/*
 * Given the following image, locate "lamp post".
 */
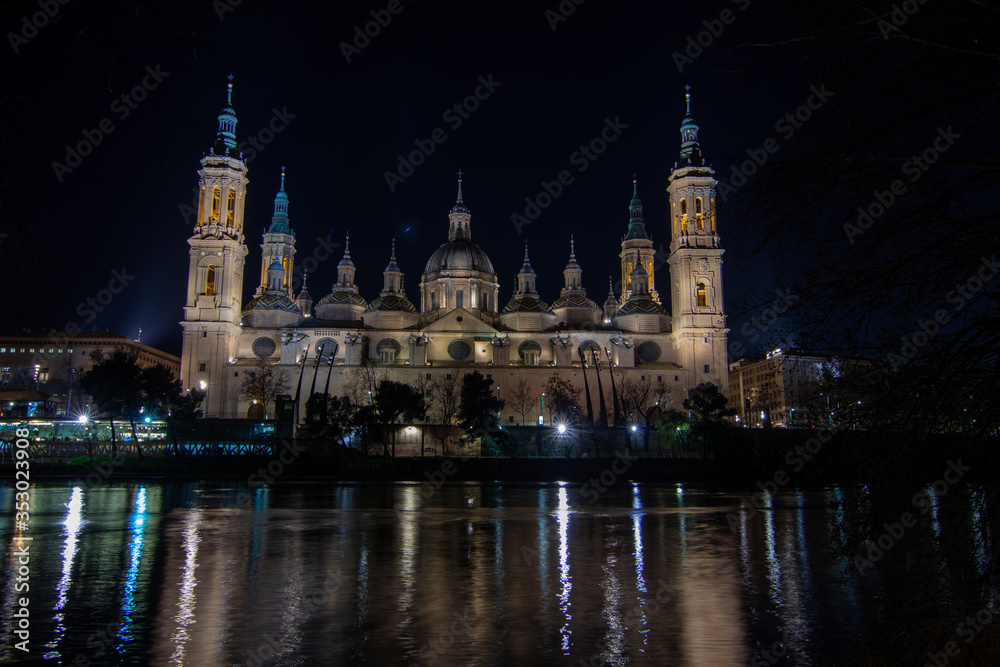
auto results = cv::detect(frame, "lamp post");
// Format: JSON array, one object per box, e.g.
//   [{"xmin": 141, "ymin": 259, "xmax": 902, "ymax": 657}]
[
  {"xmin": 293, "ymin": 345, "xmax": 310, "ymax": 440},
  {"xmin": 540, "ymin": 392, "xmax": 545, "ymax": 426}
]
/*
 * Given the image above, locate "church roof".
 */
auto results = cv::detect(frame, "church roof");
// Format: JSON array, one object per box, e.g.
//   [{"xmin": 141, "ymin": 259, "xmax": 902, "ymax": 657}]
[
  {"xmin": 616, "ymin": 300, "xmax": 665, "ymax": 316},
  {"xmin": 502, "ymin": 297, "xmax": 552, "ymax": 314},
  {"xmin": 318, "ymin": 292, "xmax": 367, "ymax": 308},
  {"xmin": 365, "ymin": 295, "xmax": 417, "ymax": 313},
  {"xmin": 248, "ymin": 293, "xmax": 300, "ymax": 312},
  {"xmin": 552, "ymin": 294, "xmax": 599, "ymax": 310},
  {"xmin": 425, "ymin": 241, "xmax": 495, "ymax": 274}
]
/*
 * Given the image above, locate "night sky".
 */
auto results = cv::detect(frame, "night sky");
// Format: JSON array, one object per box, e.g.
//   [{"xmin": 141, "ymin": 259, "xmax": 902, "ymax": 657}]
[{"xmin": 3, "ymin": 0, "xmax": 993, "ymax": 358}]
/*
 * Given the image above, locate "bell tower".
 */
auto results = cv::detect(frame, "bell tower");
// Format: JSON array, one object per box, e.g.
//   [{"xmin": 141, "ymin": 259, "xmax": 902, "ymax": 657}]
[
  {"xmin": 666, "ymin": 87, "xmax": 728, "ymax": 393},
  {"xmin": 180, "ymin": 76, "xmax": 250, "ymax": 417}
]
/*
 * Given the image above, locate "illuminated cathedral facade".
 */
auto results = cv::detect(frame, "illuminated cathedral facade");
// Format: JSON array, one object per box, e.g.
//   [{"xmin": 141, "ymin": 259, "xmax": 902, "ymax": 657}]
[{"xmin": 180, "ymin": 81, "xmax": 729, "ymax": 424}]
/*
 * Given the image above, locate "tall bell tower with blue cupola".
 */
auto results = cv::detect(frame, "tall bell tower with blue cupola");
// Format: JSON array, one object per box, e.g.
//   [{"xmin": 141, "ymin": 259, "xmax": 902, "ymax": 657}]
[
  {"xmin": 254, "ymin": 168, "xmax": 296, "ymax": 299},
  {"xmin": 666, "ymin": 87, "xmax": 729, "ymax": 393},
  {"xmin": 180, "ymin": 76, "xmax": 250, "ymax": 417}
]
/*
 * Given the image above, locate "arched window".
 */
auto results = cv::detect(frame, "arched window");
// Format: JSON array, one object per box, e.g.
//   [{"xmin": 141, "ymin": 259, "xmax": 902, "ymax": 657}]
[
  {"xmin": 627, "ymin": 262, "xmax": 633, "ymax": 286},
  {"xmin": 696, "ymin": 197, "xmax": 704, "ymax": 230},
  {"xmin": 680, "ymin": 199, "xmax": 688, "ymax": 232},
  {"xmin": 697, "ymin": 283, "xmax": 707, "ymax": 307},
  {"xmin": 226, "ymin": 191, "xmax": 236, "ymax": 225},
  {"xmin": 211, "ymin": 186, "xmax": 221, "ymax": 222},
  {"xmin": 711, "ymin": 198, "xmax": 716, "ymax": 232},
  {"xmin": 205, "ymin": 265, "xmax": 216, "ymax": 296}
]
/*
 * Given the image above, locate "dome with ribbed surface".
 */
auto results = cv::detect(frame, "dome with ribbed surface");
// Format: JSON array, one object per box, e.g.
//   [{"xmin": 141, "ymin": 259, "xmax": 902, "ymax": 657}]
[{"xmin": 424, "ymin": 241, "xmax": 495, "ymax": 274}]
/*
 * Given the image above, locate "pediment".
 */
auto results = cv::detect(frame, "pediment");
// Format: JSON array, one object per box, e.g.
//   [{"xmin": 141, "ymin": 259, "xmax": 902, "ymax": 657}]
[{"xmin": 423, "ymin": 307, "xmax": 498, "ymax": 335}]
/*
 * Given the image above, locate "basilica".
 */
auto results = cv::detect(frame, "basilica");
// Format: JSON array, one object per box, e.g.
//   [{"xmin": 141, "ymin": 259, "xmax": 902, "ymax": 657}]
[{"xmin": 180, "ymin": 81, "xmax": 729, "ymax": 424}]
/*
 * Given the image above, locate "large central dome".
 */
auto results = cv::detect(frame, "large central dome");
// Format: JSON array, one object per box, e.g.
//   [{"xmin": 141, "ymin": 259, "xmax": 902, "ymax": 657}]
[
  {"xmin": 424, "ymin": 241, "xmax": 495, "ymax": 273},
  {"xmin": 419, "ymin": 176, "xmax": 500, "ymax": 319}
]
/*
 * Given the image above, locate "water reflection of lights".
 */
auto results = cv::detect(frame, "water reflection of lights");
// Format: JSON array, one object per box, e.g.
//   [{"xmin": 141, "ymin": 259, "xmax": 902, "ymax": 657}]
[
  {"xmin": 557, "ymin": 485, "xmax": 573, "ymax": 653},
  {"xmin": 169, "ymin": 510, "xmax": 202, "ymax": 666},
  {"xmin": 42, "ymin": 487, "xmax": 85, "ymax": 658},
  {"xmin": 763, "ymin": 491, "xmax": 782, "ymax": 607},
  {"xmin": 599, "ymin": 533, "xmax": 626, "ymax": 665},
  {"xmin": 397, "ymin": 486, "xmax": 419, "ymax": 637},
  {"xmin": 117, "ymin": 487, "xmax": 148, "ymax": 653},
  {"xmin": 631, "ymin": 483, "xmax": 649, "ymax": 645}
]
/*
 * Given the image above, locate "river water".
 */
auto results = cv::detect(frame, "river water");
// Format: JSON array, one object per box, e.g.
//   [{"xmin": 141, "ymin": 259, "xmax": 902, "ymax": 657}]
[{"xmin": 0, "ymin": 480, "xmax": 994, "ymax": 665}]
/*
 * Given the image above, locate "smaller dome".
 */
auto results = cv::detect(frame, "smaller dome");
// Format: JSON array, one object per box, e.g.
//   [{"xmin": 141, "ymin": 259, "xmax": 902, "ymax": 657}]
[
  {"xmin": 552, "ymin": 295, "xmax": 599, "ymax": 310},
  {"xmin": 502, "ymin": 298, "xmax": 552, "ymax": 314},
  {"xmin": 365, "ymin": 295, "xmax": 417, "ymax": 313},
  {"xmin": 249, "ymin": 293, "xmax": 300, "ymax": 312},
  {"xmin": 616, "ymin": 300, "xmax": 665, "ymax": 316},
  {"xmin": 318, "ymin": 292, "xmax": 367, "ymax": 308}
]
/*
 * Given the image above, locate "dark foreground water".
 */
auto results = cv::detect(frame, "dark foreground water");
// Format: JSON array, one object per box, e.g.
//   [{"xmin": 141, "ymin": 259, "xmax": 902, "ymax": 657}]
[{"xmin": 0, "ymin": 480, "xmax": 995, "ymax": 666}]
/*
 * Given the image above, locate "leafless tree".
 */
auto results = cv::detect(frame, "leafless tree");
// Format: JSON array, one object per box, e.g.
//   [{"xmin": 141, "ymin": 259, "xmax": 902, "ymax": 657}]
[{"xmin": 237, "ymin": 359, "xmax": 290, "ymax": 418}]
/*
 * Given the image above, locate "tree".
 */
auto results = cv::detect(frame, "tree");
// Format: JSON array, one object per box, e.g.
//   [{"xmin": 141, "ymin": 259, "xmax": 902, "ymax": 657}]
[
  {"xmin": 457, "ymin": 371, "xmax": 505, "ymax": 451},
  {"xmin": 139, "ymin": 364, "xmax": 203, "ymax": 459},
  {"xmin": 427, "ymin": 372, "xmax": 462, "ymax": 454},
  {"xmin": 78, "ymin": 348, "xmax": 144, "ymax": 461},
  {"xmin": 543, "ymin": 374, "xmax": 580, "ymax": 426},
  {"xmin": 237, "ymin": 359, "xmax": 290, "ymax": 418},
  {"xmin": 304, "ymin": 392, "xmax": 357, "ymax": 450},
  {"xmin": 654, "ymin": 410, "xmax": 692, "ymax": 453},
  {"xmin": 683, "ymin": 382, "xmax": 736, "ymax": 427},
  {"xmin": 506, "ymin": 377, "xmax": 535, "ymax": 426},
  {"xmin": 360, "ymin": 380, "xmax": 426, "ymax": 458}
]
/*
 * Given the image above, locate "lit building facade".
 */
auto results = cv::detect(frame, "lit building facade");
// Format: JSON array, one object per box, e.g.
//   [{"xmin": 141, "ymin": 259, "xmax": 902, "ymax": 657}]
[
  {"xmin": 181, "ymin": 83, "xmax": 730, "ymax": 423},
  {"xmin": 0, "ymin": 331, "xmax": 180, "ymax": 418},
  {"xmin": 728, "ymin": 349, "xmax": 871, "ymax": 428}
]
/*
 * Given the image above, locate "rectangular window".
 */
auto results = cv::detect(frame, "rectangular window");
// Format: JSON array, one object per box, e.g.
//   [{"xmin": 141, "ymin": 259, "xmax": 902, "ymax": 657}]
[
  {"xmin": 486, "ymin": 374, "xmax": 492, "ymax": 380},
  {"xmin": 446, "ymin": 374, "xmax": 452, "ymax": 380},
  {"xmin": 657, "ymin": 375, "xmax": 662, "ymax": 382},
  {"xmin": 431, "ymin": 292, "xmax": 437, "ymax": 309},
  {"xmin": 381, "ymin": 349, "xmax": 395, "ymax": 365},
  {"xmin": 525, "ymin": 351, "xmax": 539, "ymax": 366},
  {"xmin": 0, "ymin": 348, "xmax": 4, "ymax": 353},
  {"xmin": 674, "ymin": 375, "xmax": 679, "ymax": 381},
  {"xmin": 234, "ymin": 372, "xmax": 239, "ymax": 377},
  {"xmin": 508, "ymin": 415, "xmax": 514, "ymax": 422},
  {"xmin": 456, "ymin": 290, "xmax": 464, "ymax": 307},
  {"xmin": 199, "ymin": 362, "xmax": 207, "ymax": 372},
  {"xmin": 29, "ymin": 349, "xmax": 34, "ymax": 353},
  {"xmin": 426, "ymin": 373, "xmax": 432, "ymax": 380},
  {"xmin": 704, "ymin": 364, "xmax": 711, "ymax": 373}
]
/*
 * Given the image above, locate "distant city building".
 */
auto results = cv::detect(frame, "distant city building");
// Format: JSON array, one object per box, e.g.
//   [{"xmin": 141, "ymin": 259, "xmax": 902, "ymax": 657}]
[
  {"xmin": 0, "ymin": 331, "xmax": 180, "ymax": 419},
  {"xmin": 728, "ymin": 349, "xmax": 871, "ymax": 428},
  {"xmin": 181, "ymin": 81, "xmax": 730, "ymax": 422}
]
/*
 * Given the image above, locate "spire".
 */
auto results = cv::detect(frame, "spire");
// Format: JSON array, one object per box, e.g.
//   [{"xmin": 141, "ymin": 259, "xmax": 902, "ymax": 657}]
[
  {"xmin": 215, "ymin": 74, "xmax": 239, "ymax": 154},
  {"xmin": 268, "ymin": 166, "xmax": 291, "ymax": 234},
  {"xmin": 566, "ymin": 235, "xmax": 580, "ymax": 269},
  {"xmin": 339, "ymin": 232, "xmax": 354, "ymax": 267},
  {"xmin": 447, "ymin": 171, "xmax": 472, "ymax": 241},
  {"xmin": 520, "ymin": 243, "xmax": 535, "ymax": 274},
  {"xmin": 450, "ymin": 169, "xmax": 469, "ymax": 214},
  {"xmin": 382, "ymin": 239, "xmax": 404, "ymax": 295},
  {"xmin": 561, "ymin": 235, "xmax": 585, "ymax": 297},
  {"xmin": 625, "ymin": 175, "xmax": 647, "ymax": 240},
  {"xmin": 678, "ymin": 85, "xmax": 704, "ymax": 167}
]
